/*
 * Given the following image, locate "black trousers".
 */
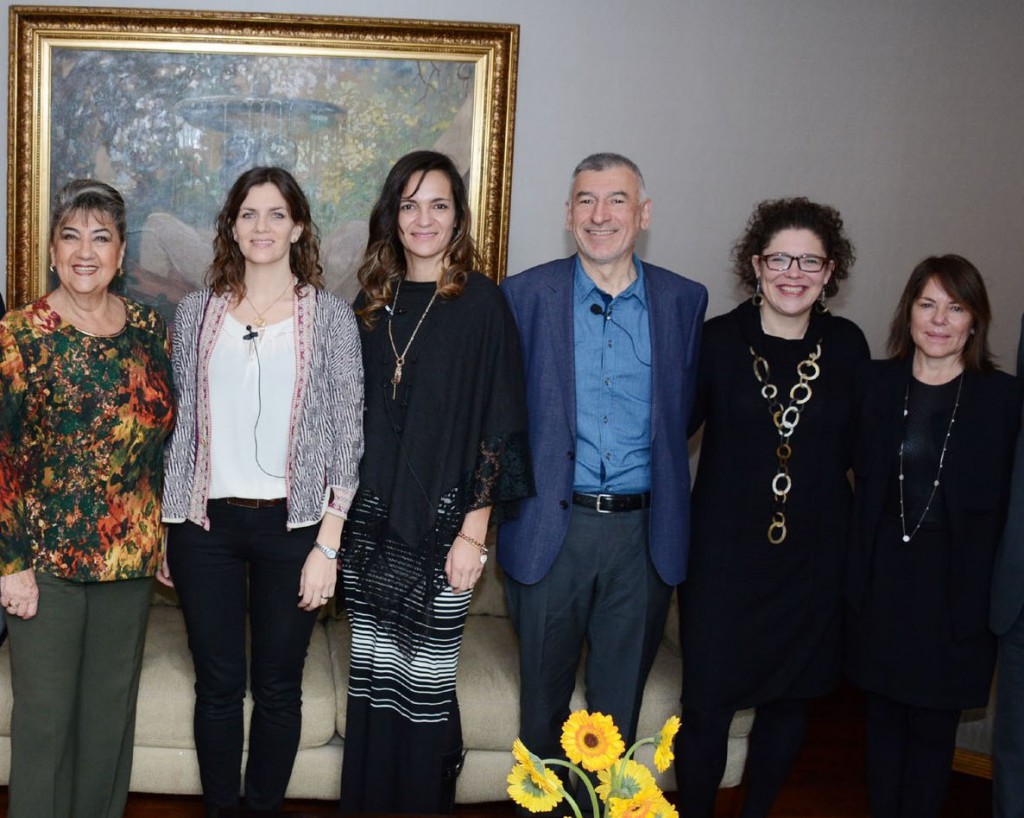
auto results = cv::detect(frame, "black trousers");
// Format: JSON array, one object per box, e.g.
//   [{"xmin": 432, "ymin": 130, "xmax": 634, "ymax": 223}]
[
  {"xmin": 865, "ymin": 692, "xmax": 961, "ymax": 818},
  {"xmin": 167, "ymin": 501, "xmax": 319, "ymax": 812},
  {"xmin": 995, "ymin": 611, "xmax": 1024, "ymax": 818},
  {"xmin": 506, "ymin": 505, "xmax": 671, "ymax": 777},
  {"xmin": 676, "ymin": 698, "xmax": 808, "ymax": 818}
]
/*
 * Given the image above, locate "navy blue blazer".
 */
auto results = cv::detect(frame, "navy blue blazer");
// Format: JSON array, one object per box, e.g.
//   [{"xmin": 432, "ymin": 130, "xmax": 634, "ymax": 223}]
[
  {"xmin": 991, "ymin": 314, "xmax": 1024, "ymax": 634},
  {"xmin": 497, "ymin": 256, "xmax": 708, "ymax": 586}
]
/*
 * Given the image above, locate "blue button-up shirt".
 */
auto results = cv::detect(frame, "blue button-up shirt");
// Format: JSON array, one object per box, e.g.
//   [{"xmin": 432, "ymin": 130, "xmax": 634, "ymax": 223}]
[{"xmin": 572, "ymin": 255, "xmax": 653, "ymax": 493}]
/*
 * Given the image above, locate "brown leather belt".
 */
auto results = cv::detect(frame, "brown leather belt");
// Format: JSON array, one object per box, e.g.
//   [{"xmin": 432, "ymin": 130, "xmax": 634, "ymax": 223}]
[
  {"xmin": 217, "ymin": 497, "xmax": 286, "ymax": 509},
  {"xmin": 571, "ymin": 491, "xmax": 651, "ymax": 513}
]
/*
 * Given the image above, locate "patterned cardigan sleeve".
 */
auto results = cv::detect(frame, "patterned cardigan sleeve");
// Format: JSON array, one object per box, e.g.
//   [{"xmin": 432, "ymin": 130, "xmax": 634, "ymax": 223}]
[
  {"xmin": 323, "ymin": 295, "xmax": 364, "ymax": 516},
  {"xmin": 161, "ymin": 290, "xmax": 208, "ymax": 523}
]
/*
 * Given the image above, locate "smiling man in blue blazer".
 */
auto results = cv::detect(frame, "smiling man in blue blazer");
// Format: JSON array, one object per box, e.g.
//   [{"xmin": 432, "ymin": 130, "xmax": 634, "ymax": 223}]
[{"xmin": 498, "ymin": 153, "xmax": 708, "ymax": 784}]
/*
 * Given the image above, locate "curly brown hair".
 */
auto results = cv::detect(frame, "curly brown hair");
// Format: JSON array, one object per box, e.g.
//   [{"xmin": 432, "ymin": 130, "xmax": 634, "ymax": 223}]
[
  {"xmin": 886, "ymin": 254, "xmax": 994, "ymax": 372},
  {"xmin": 206, "ymin": 166, "xmax": 324, "ymax": 298},
  {"xmin": 356, "ymin": 150, "xmax": 480, "ymax": 329},
  {"xmin": 732, "ymin": 197, "xmax": 854, "ymax": 299}
]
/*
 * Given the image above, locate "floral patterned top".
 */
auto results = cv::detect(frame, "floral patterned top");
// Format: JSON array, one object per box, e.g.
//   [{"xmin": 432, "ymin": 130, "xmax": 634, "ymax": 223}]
[{"xmin": 0, "ymin": 296, "xmax": 175, "ymax": 582}]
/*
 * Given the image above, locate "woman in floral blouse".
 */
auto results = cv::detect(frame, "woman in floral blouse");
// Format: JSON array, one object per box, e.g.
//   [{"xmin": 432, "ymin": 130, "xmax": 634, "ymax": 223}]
[{"xmin": 0, "ymin": 179, "xmax": 175, "ymax": 818}]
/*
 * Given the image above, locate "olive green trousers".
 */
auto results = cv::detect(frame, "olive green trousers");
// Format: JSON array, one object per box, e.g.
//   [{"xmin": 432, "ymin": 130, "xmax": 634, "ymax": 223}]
[{"xmin": 6, "ymin": 573, "xmax": 153, "ymax": 818}]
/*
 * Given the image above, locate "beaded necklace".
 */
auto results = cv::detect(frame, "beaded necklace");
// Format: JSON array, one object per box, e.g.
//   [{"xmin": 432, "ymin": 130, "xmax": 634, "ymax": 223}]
[{"xmin": 897, "ymin": 373, "xmax": 963, "ymax": 542}]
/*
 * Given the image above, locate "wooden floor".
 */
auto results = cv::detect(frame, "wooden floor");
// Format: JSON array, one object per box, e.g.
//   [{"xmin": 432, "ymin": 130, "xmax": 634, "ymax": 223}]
[{"xmin": 0, "ymin": 684, "xmax": 992, "ymax": 817}]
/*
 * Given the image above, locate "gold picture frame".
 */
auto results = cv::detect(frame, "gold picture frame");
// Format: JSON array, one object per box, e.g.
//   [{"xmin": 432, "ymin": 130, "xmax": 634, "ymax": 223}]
[{"xmin": 7, "ymin": 5, "xmax": 518, "ymax": 312}]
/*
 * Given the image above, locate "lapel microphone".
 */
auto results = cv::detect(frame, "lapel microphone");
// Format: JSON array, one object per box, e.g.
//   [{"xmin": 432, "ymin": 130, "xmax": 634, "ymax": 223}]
[
  {"xmin": 243, "ymin": 325, "xmax": 259, "ymax": 341},
  {"xmin": 590, "ymin": 303, "xmax": 611, "ymax": 319}
]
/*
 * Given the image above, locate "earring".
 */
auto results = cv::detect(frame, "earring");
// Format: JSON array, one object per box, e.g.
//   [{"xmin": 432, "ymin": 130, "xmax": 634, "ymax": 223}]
[
  {"xmin": 815, "ymin": 287, "xmax": 830, "ymax": 314},
  {"xmin": 752, "ymin": 278, "xmax": 763, "ymax": 307}
]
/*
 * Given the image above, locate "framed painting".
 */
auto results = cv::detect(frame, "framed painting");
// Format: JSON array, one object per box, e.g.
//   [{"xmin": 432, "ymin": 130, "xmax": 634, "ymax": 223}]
[{"xmin": 7, "ymin": 5, "xmax": 518, "ymax": 316}]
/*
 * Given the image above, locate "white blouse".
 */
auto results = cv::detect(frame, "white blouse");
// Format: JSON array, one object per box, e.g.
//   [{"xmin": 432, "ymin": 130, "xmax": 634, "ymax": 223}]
[{"xmin": 208, "ymin": 313, "xmax": 296, "ymax": 500}]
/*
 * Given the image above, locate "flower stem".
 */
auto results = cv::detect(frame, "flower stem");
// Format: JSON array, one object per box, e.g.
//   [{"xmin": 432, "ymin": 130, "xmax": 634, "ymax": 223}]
[{"xmin": 543, "ymin": 759, "xmax": 601, "ymax": 818}]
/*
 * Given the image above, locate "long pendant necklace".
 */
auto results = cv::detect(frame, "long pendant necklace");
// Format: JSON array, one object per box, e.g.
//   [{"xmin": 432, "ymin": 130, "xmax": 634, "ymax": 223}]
[
  {"xmin": 243, "ymin": 277, "xmax": 294, "ymax": 330},
  {"xmin": 387, "ymin": 278, "xmax": 440, "ymax": 399},
  {"xmin": 897, "ymin": 373, "xmax": 963, "ymax": 543},
  {"xmin": 749, "ymin": 340, "xmax": 823, "ymax": 544}
]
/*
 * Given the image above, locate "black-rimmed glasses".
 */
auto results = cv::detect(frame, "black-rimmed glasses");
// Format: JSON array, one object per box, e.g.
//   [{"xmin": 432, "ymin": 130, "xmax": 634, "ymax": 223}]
[{"xmin": 759, "ymin": 253, "xmax": 829, "ymax": 273}]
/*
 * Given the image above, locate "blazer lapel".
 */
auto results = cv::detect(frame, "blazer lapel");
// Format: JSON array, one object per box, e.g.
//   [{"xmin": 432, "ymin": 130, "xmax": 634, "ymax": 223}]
[{"xmin": 548, "ymin": 261, "xmax": 577, "ymax": 434}]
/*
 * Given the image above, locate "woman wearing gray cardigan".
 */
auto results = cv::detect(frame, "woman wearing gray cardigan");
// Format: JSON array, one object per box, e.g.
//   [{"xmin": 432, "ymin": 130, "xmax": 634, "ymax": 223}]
[{"xmin": 161, "ymin": 167, "xmax": 363, "ymax": 816}]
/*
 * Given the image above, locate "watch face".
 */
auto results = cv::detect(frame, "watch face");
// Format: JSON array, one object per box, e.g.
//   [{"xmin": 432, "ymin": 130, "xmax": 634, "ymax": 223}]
[{"xmin": 317, "ymin": 543, "xmax": 338, "ymax": 559}]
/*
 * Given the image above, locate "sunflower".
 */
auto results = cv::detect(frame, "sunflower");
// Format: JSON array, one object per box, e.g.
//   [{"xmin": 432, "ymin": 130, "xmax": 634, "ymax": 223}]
[
  {"xmin": 608, "ymin": 787, "xmax": 677, "ymax": 818},
  {"xmin": 561, "ymin": 710, "xmax": 625, "ymax": 772},
  {"xmin": 653, "ymin": 715, "xmax": 681, "ymax": 772},
  {"xmin": 596, "ymin": 758, "xmax": 659, "ymax": 802},
  {"xmin": 507, "ymin": 763, "xmax": 564, "ymax": 813},
  {"xmin": 512, "ymin": 738, "xmax": 562, "ymax": 794}
]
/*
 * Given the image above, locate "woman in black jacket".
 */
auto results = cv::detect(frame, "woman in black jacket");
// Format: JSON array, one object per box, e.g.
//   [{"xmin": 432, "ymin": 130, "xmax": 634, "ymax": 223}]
[{"xmin": 846, "ymin": 255, "xmax": 1023, "ymax": 818}]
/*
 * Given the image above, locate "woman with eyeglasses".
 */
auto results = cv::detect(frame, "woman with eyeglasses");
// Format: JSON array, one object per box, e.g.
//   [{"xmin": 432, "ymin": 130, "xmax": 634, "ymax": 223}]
[
  {"xmin": 846, "ymin": 256, "xmax": 1021, "ymax": 818},
  {"xmin": 674, "ymin": 198, "xmax": 869, "ymax": 818}
]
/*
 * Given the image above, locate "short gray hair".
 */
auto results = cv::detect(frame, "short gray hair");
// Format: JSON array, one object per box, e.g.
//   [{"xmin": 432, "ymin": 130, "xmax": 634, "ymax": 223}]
[
  {"xmin": 50, "ymin": 179, "xmax": 127, "ymax": 243},
  {"xmin": 568, "ymin": 152, "xmax": 648, "ymax": 202}
]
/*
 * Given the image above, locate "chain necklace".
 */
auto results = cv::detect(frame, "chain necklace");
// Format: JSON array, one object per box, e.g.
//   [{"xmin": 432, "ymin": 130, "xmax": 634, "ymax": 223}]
[
  {"xmin": 749, "ymin": 340, "xmax": 822, "ymax": 544},
  {"xmin": 387, "ymin": 278, "xmax": 440, "ymax": 399},
  {"xmin": 897, "ymin": 373, "xmax": 963, "ymax": 543},
  {"xmin": 243, "ymin": 277, "xmax": 294, "ymax": 330}
]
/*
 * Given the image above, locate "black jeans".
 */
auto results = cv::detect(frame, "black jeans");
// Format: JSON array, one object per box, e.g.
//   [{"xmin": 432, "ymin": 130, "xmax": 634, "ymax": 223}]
[{"xmin": 167, "ymin": 501, "xmax": 319, "ymax": 812}]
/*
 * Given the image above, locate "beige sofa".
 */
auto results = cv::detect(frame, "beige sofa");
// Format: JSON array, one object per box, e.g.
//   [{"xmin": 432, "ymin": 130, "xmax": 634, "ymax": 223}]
[{"xmin": 0, "ymin": 557, "xmax": 752, "ymax": 803}]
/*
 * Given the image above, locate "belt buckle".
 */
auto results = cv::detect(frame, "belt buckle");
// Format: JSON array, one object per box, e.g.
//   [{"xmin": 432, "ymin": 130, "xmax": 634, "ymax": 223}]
[{"xmin": 594, "ymin": 493, "xmax": 616, "ymax": 514}]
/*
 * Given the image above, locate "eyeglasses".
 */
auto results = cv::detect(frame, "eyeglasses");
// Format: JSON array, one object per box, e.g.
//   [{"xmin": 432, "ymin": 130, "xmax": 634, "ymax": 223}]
[{"xmin": 759, "ymin": 253, "xmax": 829, "ymax": 273}]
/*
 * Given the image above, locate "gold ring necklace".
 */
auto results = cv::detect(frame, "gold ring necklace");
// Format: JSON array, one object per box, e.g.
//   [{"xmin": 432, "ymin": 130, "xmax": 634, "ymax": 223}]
[{"xmin": 749, "ymin": 340, "xmax": 823, "ymax": 544}]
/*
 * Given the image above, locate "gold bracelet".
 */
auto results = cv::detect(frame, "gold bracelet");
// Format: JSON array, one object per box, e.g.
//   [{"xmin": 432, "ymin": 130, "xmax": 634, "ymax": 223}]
[{"xmin": 457, "ymin": 531, "xmax": 489, "ymax": 565}]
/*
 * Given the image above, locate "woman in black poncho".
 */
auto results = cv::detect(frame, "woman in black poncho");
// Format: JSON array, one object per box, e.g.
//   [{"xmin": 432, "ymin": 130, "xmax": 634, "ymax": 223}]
[
  {"xmin": 339, "ymin": 150, "xmax": 532, "ymax": 814},
  {"xmin": 675, "ymin": 198, "xmax": 870, "ymax": 818}
]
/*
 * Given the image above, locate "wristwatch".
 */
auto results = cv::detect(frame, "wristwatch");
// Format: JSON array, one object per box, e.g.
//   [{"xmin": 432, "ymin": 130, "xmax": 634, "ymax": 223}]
[{"xmin": 314, "ymin": 542, "xmax": 339, "ymax": 560}]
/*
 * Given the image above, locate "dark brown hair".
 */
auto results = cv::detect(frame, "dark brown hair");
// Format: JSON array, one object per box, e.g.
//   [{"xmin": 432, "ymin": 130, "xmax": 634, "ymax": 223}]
[
  {"xmin": 207, "ymin": 166, "xmax": 323, "ymax": 298},
  {"xmin": 356, "ymin": 150, "xmax": 479, "ymax": 328},
  {"xmin": 886, "ymin": 254, "xmax": 994, "ymax": 372},
  {"xmin": 732, "ymin": 197, "xmax": 854, "ymax": 298}
]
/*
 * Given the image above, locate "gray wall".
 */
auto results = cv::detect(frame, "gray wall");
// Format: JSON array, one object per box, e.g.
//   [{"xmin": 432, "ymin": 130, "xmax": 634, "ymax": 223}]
[{"xmin": 3, "ymin": 0, "xmax": 1023, "ymax": 365}]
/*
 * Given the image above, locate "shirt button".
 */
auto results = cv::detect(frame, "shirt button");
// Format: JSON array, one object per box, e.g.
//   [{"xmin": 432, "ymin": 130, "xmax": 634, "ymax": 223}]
[
  {"xmin": 605, "ymin": 453, "xmax": 612, "ymax": 460},
  {"xmin": 604, "ymin": 377, "xmax": 612, "ymax": 386},
  {"xmin": 566, "ymin": 451, "xmax": 575, "ymax": 460},
  {"xmin": 607, "ymin": 340, "xmax": 613, "ymax": 348},
  {"xmin": 559, "ymin": 500, "xmax": 569, "ymax": 509}
]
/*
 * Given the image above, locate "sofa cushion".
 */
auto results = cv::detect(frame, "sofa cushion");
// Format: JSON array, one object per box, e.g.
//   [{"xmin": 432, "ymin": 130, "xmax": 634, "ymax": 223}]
[
  {"xmin": 0, "ymin": 644, "xmax": 10, "ymax": 734},
  {"xmin": 133, "ymin": 606, "xmax": 336, "ymax": 750}
]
